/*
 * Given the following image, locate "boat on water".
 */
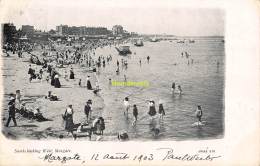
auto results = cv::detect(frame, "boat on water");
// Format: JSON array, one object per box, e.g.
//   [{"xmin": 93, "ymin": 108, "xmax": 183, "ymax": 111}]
[
  {"xmin": 177, "ymin": 40, "xmax": 184, "ymax": 43},
  {"xmin": 189, "ymin": 39, "xmax": 195, "ymax": 43},
  {"xmin": 115, "ymin": 46, "xmax": 132, "ymax": 55},
  {"xmin": 134, "ymin": 40, "xmax": 144, "ymax": 46},
  {"xmin": 150, "ymin": 37, "xmax": 159, "ymax": 42}
]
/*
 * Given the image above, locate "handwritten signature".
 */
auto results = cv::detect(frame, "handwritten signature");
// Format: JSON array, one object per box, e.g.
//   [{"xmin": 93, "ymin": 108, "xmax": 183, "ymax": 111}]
[{"xmin": 157, "ymin": 148, "xmax": 221, "ymax": 161}]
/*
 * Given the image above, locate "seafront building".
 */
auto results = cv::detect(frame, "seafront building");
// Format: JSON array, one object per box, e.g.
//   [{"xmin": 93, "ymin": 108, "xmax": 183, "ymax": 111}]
[
  {"xmin": 2, "ymin": 23, "xmax": 17, "ymax": 43},
  {"xmin": 2, "ymin": 23, "xmax": 138, "ymax": 43},
  {"xmin": 21, "ymin": 25, "xmax": 34, "ymax": 35},
  {"xmin": 112, "ymin": 25, "xmax": 124, "ymax": 35}
]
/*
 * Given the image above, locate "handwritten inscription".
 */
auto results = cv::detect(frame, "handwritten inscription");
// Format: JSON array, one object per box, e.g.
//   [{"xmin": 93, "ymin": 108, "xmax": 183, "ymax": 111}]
[
  {"xmin": 19, "ymin": 147, "xmax": 222, "ymax": 164},
  {"xmin": 39, "ymin": 153, "xmax": 81, "ymax": 163}
]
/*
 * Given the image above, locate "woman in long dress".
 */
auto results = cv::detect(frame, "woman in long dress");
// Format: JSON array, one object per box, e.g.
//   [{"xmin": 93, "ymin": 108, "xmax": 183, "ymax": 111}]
[
  {"xmin": 54, "ymin": 74, "xmax": 61, "ymax": 88},
  {"xmin": 64, "ymin": 105, "xmax": 75, "ymax": 138},
  {"xmin": 86, "ymin": 76, "xmax": 92, "ymax": 90},
  {"xmin": 69, "ymin": 68, "xmax": 75, "ymax": 79}
]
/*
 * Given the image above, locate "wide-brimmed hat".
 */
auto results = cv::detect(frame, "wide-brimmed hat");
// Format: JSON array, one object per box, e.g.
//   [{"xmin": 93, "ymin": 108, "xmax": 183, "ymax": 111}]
[
  {"xmin": 87, "ymin": 99, "xmax": 92, "ymax": 104},
  {"xmin": 9, "ymin": 96, "xmax": 15, "ymax": 101}
]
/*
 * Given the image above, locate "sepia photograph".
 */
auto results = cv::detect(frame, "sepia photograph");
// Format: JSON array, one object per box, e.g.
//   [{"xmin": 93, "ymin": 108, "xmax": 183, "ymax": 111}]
[
  {"xmin": 1, "ymin": 0, "xmax": 260, "ymax": 165},
  {"xmin": 0, "ymin": 1, "xmax": 225, "ymax": 142}
]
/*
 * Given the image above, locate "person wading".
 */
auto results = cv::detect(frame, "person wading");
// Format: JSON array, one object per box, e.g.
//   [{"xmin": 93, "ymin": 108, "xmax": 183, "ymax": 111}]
[
  {"xmin": 158, "ymin": 99, "xmax": 165, "ymax": 121},
  {"xmin": 195, "ymin": 105, "xmax": 203, "ymax": 123},
  {"xmin": 132, "ymin": 104, "xmax": 138, "ymax": 126},
  {"xmin": 123, "ymin": 97, "xmax": 130, "ymax": 118}
]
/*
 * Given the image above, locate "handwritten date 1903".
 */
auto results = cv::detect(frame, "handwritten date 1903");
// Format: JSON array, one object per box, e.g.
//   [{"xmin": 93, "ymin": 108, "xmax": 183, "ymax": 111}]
[{"xmin": 133, "ymin": 154, "xmax": 154, "ymax": 162}]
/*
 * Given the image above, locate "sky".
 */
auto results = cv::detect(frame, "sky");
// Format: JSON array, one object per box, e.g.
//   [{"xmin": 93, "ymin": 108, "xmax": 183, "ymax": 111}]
[{"xmin": 2, "ymin": 0, "xmax": 225, "ymax": 36}]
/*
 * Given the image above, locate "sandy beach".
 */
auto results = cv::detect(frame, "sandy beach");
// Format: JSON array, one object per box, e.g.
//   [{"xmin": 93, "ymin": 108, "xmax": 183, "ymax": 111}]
[{"xmin": 1, "ymin": 45, "xmax": 114, "ymax": 140}]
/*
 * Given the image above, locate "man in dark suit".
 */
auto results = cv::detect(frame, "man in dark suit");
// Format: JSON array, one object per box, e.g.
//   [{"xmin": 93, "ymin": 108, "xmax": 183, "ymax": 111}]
[
  {"xmin": 5, "ymin": 97, "xmax": 17, "ymax": 127},
  {"xmin": 84, "ymin": 100, "xmax": 92, "ymax": 122}
]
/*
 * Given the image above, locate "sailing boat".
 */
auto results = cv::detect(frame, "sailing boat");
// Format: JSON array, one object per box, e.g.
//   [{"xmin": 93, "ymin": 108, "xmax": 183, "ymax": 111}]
[{"xmin": 134, "ymin": 39, "xmax": 144, "ymax": 46}]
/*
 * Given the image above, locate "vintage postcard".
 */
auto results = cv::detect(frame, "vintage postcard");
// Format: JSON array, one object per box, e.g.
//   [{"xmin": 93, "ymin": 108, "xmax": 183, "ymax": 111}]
[{"xmin": 0, "ymin": 0, "xmax": 259, "ymax": 165}]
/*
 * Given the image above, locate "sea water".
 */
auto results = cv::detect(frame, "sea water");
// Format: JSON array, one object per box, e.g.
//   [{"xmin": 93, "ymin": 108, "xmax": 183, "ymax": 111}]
[{"xmin": 94, "ymin": 37, "xmax": 224, "ymax": 141}]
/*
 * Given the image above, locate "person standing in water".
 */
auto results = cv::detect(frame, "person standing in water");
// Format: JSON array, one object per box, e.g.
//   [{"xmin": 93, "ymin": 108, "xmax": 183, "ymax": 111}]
[
  {"xmin": 171, "ymin": 82, "xmax": 176, "ymax": 93},
  {"xmin": 178, "ymin": 85, "xmax": 182, "ymax": 95},
  {"xmin": 139, "ymin": 59, "xmax": 142, "ymax": 66},
  {"xmin": 195, "ymin": 105, "xmax": 203, "ymax": 123},
  {"xmin": 124, "ymin": 97, "xmax": 130, "ymax": 117},
  {"xmin": 132, "ymin": 104, "xmax": 138, "ymax": 125},
  {"xmin": 148, "ymin": 100, "xmax": 156, "ymax": 117},
  {"xmin": 158, "ymin": 100, "xmax": 165, "ymax": 120}
]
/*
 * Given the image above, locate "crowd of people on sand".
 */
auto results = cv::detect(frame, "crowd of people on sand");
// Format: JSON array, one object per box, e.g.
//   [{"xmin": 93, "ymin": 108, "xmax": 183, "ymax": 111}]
[
  {"xmin": 2, "ymin": 37, "xmax": 206, "ymax": 141},
  {"xmin": 2, "ymin": 38, "xmax": 129, "ymax": 140}
]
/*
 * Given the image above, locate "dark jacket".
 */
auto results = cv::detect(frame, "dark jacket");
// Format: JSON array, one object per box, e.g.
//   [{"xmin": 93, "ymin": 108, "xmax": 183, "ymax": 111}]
[
  {"xmin": 84, "ymin": 104, "xmax": 91, "ymax": 115},
  {"xmin": 133, "ymin": 107, "xmax": 138, "ymax": 116},
  {"xmin": 28, "ymin": 68, "xmax": 34, "ymax": 75},
  {"xmin": 8, "ymin": 101, "xmax": 16, "ymax": 117}
]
